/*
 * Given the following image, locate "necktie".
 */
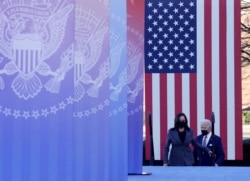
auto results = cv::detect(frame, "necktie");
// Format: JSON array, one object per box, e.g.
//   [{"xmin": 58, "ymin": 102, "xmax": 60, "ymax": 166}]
[{"xmin": 202, "ymin": 136, "xmax": 207, "ymax": 147}]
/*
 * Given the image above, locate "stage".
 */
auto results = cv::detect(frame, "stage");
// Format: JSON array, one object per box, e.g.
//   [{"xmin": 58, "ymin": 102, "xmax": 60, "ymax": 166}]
[{"xmin": 128, "ymin": 166, "xmax": 249, "ymax": 181}]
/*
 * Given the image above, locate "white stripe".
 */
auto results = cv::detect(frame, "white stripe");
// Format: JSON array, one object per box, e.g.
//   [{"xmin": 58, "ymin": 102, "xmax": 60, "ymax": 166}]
[
  {"xmin": 167, "ymin": 74, "xmax": 175, "ymax": 130},
  {"xmin": 152, "ymin": 74, "xmax": 161, "ymax": 160},
  {"xmin": 182, "ymin": 74, "xmax": 190, "ymax": 121},
  {"xmin": 212, "ymin": 0, "xmax": 220, "ymax": 135},
  {"xmin": 196, "ymin": 0, "xmax": 205, "ymax": 134},
  {"xmin": 226, "ymin": 0, "xmax": 235, "ymax": 160}
]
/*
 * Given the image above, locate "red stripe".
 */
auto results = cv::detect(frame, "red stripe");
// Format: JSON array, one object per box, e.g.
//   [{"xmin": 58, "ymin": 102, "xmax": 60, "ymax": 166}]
[
  {"xmin": 190, "ymin": 73, "xmax": 197, "ymax": 136},
  {"xmin": 204, "ymin": 0, "xmax": 212, "ymax": 119},
  {"xmin": 145, "ymin": 74, "xmax": 152, "ymax": 160},
  {"xmin": 234, "ymin": 0, "xmax": 243, "ymax": 160},
  {"xmin": 175, "ymin": 74, "xmax": 182, "ymax": 114},
  {"xmin": 160, "ymin": 75, "xmax": 167, "ymax": 159},
  {"xmin": 219, "ymin": 0, "xmax": 228, "ymax": 159}
]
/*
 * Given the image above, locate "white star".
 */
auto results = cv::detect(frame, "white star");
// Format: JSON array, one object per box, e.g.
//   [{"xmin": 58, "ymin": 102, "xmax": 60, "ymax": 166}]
[
  {"xmin": 189, "ymin": 52, "xmax": 195, "ymax": 57},
  {"xmin": 148, "ymin": 64, "xmax": 153, "ymax": 70},
  {"xmin": 190, "ymin": 64, "xmax": 195, "ymax": 69},
  {"xmin": 148, "ymin": 27, "xmax": 153, "ymax": 32},
  {"xmin": 179, "ymin": 2, "xmax": 184, "ymax": 7},
  {"xmin": 148, "ymin": 39, "xmax": 153, "ymax": 45},
  {"xmin": 158, "ymin": 64, "xmax": 163, "ymax": 70},
  {"xmin": 179, "ymin": 64, "xmax": 184, "ymax": 69},
  {"xmin": 169, "ymin": 64, "xmax": 174, "ymax": 70},
  {"xmin": 148, "ymin": 14, "xmax": 153, "ymax": 20},
  {"xmin": 169, "ymin": 14, "xmax": 173, "ymax": 20},
  {"xmin": 190, "ymin": 2, "xmax": 195, "ymax": 7},
  {"xmin": 184, "ymin": 8, "xmax": 189, "ymax": 13},
  {"xmin": 147, "ymin": 52, "xmax": 153, "ymax": 57},
  {"xmin": 148, "ymin": 2, "xmax": 153, "ymax": 7},
  {"xmin": 153, "ymin": 8, "xmax": 158, "ymax": 13}
]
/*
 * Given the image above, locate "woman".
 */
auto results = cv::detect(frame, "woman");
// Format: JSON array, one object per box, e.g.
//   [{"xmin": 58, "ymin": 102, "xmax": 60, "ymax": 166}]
[{"xmin": 163, "ymin": 113, "xmax": 212, "ymax": 166}]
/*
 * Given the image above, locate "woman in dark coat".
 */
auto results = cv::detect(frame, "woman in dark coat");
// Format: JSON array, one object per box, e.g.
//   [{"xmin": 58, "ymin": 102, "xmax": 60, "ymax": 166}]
[{"xmin": 163, "ymin": 113, "xmax": 212, "ymax": 166}]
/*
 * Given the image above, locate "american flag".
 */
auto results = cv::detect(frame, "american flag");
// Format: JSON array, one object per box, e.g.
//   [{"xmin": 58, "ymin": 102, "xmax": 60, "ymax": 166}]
[{"xmin": 144, "ymin": 0, "xmax": 242, "ymax": 161}]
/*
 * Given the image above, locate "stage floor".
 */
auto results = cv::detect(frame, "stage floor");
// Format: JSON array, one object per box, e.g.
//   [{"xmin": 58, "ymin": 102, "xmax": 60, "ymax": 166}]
[{"xmin": 128, "ymin": 166, "xmax": 249, "ymax": 181}]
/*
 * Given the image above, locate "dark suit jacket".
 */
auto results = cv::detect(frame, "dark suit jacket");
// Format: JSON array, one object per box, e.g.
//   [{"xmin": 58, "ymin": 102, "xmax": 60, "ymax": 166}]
[
  {"xmin": 164, "ymin": 128, "xmax": 210, "ymax": 166},
  {"xmin": 194, "ymin": 134, "xmax": 225, "ymax": 166}
]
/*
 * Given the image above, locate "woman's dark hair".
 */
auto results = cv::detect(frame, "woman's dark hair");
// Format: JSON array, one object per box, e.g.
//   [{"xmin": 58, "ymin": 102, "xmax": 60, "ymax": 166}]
[{"xmin": 173, "ymin": 112, "xmax": 190, "ymax": 130}]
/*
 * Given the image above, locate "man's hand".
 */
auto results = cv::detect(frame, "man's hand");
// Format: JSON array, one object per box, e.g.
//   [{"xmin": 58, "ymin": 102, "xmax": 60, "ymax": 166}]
[{"xmin": 163, "ymin": 163, "xmax": 168, "ymax": 166}]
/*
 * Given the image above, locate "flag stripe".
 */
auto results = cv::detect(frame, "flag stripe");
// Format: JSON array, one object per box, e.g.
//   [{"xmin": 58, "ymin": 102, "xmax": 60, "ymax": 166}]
[
  {"xmin": 234, "ymin": 0, "xmax": 243, "ymax": 160},
  {"xmin": 196, "ymin": 0, "xmax": 205, "ymax": 134},
  {"xmin": 218, "ymin": 0, "xmax": 228, "ymax": 159},
  {"xmin": 160, "ymin": 75, "xmax": 167, "ymax": 159},
  {"xmin": 144, "ymin": 0, "xmax": 242, "ymax": 161},
  {"xmin": 152, "ymin": 74, "xmax": 161, "ymax": 159}
]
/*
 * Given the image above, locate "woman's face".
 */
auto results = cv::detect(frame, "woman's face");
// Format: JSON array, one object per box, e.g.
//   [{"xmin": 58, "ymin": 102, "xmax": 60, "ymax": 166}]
[{"xmin": 178, "ymin": 115, "xmax": 186, "ymax": 122}]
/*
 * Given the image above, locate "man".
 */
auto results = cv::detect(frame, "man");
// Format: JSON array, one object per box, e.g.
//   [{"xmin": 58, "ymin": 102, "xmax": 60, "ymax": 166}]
[{"xmin": 194, "ymin": 119, "xmax": 225, "ymax": 166}]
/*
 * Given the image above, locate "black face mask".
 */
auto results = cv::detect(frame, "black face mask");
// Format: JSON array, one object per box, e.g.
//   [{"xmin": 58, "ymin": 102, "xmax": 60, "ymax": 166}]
[
  {"xmin": 201, "ymin": 130, "xmax": 208, "ymax": 136},
  {"xmin": 177, "ymin": 121, "xmax": 186, "ymax": 128}
]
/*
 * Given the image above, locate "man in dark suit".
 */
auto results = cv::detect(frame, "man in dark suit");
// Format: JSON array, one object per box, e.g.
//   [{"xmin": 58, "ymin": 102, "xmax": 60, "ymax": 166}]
[{"xmin": 194, "ymin": 119, "xmax": 225, "ymax": 166}]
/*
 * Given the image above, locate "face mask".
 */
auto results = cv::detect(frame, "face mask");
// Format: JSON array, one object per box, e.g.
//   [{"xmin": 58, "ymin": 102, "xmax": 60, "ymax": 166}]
[
  {"xmin": 177, "ymin": 121, "xmax": 186, "ymax": 128},
  {"xmin": 201, "ymin": 130, "xmax": 208, "ymax": 136}
]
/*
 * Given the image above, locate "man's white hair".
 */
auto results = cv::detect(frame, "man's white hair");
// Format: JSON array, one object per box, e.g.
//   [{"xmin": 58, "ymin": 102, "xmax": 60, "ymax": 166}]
[{"xmin": 201, "ymin": 119, "xmax": 212, "ymax": 127}]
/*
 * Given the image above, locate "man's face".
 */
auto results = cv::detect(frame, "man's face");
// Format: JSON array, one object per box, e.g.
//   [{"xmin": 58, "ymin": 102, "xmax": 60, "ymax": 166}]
[{"xmin": 201, "ymin": 123, "xmax": 211, "ymax": 133}]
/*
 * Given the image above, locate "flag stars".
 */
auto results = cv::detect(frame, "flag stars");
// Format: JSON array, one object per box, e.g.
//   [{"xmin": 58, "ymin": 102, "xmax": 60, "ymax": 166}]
[
  {"xmin": 158, "ymin": 39, "xmax": 163, "ymax": 44},
  {"xmin": 189, "ymin": 2, "xmax": 195, "ymax": 7},
  {"xmin": 169, "ymin": 64, "xmax": 174, "ymax": 70},
  {"xmin": 184, "ymin": 46, "xmax": 189, "ymax": 51},
  {"xmin": 179, "ymin": 2, "xmax": 184, "ymax": 7},
  {"xmin": 174, "ymin": 21, "xmax": 179, "ymax": 26},
  {"xmin": 179, "ymin": 64, "xmax": 184, "ymax": 69},
  {"xmin": 148, "ymin": 39, "xmax": 153, "ymax": 45},
  {"xmin": 168, "ymin": 52, "xmax": 173, "ymax": 57},
  {"xmin": 163, "ymin": 33, "xmax": 168, "ymax": 38},
  {"xmin": 184, "ymin": 8, "xmax": 189, "ymax": 13},
  {"xmin": 174, "ymin": 58, "xmax": 179, "ymax": 63},
  {"xmin": 168, "ymin": 39, "xmax": 173, "ymax": 44},
  {"xmin": 179, "ymin": 14, "xmax": 184, "ymax": 19},
  {"xmin": 173, "ymin": 8, "xmax": 179, "ymax": 13},
  {"xmin": 153, "ymin": 46, "xmax": 158, "ymax": 51},
  {"xmin": 158, "ymin": 52, "xmax": 163, "ymax": 57},
  {"xmin": 190, "ymin": 39, "xmax": 194, "ymax": 44},
  {"xmin": 168, "ymin": 2, "xmax": 173, "ymax": 7},
  {"xmin": 174, "ymin": 46, "xmax": 179, "ymax": 51},
  {"xmin": 153, "ymin": 21, "xmax": 158, "ymax": 26},
  {"xmin": 190, "ymin": 64, "xmax": 195, "ymax": 69},
  {"xmin": 163, "ymin": 21, "xmax": 168, "ymax": 26},
  {"xmin": 184, "ymin": 33, "xmax": 189, "ymax": 38},
  {"xmin": 168, "ymin": 27, "xmax": 173, "ymax": 32},
  {"xmin": 153, "ymin": 8, "xmax": 158, "ymax": 13},
  {"xmin": 158, "ymin": 14, "xmax": 163, "ymax": 20},
  {"xmin": 153, "ymin": 33, "xmax": 158, "ymax": 38},
  {"xmin": 163, "ymin": 8, "xmax": 168, "ymax": 13},
  {"xmin": 148, "ymin": 14, "xmax": 153, "ymax": 20},
  {"xmin": 179, "ymin": 27, "xmax": 184, "ymax": 32},
  {"xmin": 174, "ymin": 33, "xmax": 179, "ymax": 38},
  {"xmin": 147, "ymin": 52, "xmax": 153, "ymax": 57},
  {"xmin": 189, "ymin": 27, "xmax": 194, "ymax": 32},
  {"xmin": 158, "ymin": 2, "xmax": 163, "ymax": 7},
  {"xmin": 158, "ymin": 27, "xmax": 163, "ymax": 32},
  {"xmin": 163, "ymin": 46, "xmax": 168, "ymax": 51},
  {"xmin": 153, "ymin": 58, "xmax": 158, "ymax": 63},
  {"xmin": 189, "ymin": 14, "xmax": 195, "ymax": 19},
  {"xmin": 189, "ymin": 52, "xmax": 194, "ymax": 57},
  {"xmin": 184, "ymin": 21, "xmax": 189, "ymax": 26},
  {"xmin": 163, "ymin": 58, "xmax": 168, "ymax": 63},
  {"xmin": 179, "ymin": 52, "xmax": 184, "ymax": 57},
  {"xmin": 148, "ymin": 27, "xmax": 153, "ymax": 32},
  {"xmin": 184, "ymin": 58, "xmax": 189, "ymax": 63},
  {"xmin": 148, "ymin": 2, "xmax": 153, "ymax": 7},
  {"xmin": 147, "ymin": 64, "xmax": 153, "ymax": 70},
  {"xmin": 158, "ymin": 64, "xmax": 163, "ymax": 70},
  {"xmin": 168, "ymin": 14, "xmax": 174, "ymax": 20}
]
